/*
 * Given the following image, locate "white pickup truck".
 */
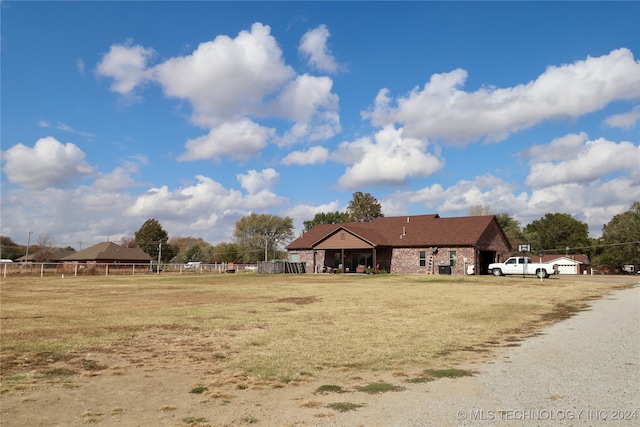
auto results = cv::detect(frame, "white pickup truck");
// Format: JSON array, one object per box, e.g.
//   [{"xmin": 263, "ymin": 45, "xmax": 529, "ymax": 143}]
[{"xmin": 488, "ymin": 257, "xmax": 558, "ymax": 278}]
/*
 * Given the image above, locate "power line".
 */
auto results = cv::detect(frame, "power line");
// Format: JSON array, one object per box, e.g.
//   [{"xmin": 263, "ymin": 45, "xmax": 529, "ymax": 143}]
[{"xmin": 537, "ymin": 241, "xmax": 640, "ymax": 254}]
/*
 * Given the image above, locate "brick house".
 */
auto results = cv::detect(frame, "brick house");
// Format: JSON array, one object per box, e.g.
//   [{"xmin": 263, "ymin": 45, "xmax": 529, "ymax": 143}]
[
  {"xmin": 61, "ymin": 242, "xmax": 151, "ymax": 264},
  {"xmin": 286, "ymin": 214, "xmax": 511, "ymax": 275}
]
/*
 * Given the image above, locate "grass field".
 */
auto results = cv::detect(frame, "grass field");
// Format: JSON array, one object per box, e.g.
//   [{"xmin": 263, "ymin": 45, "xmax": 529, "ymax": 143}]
[{"xmin": 1, "ymin": 273, "xmax": 633, "ymax": 390}]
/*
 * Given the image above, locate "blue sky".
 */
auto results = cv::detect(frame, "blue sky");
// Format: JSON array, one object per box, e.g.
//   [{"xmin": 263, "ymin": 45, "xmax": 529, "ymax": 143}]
[{"xmin": 2, "ymin": 1, "xmax": 639, "ymax": 248}]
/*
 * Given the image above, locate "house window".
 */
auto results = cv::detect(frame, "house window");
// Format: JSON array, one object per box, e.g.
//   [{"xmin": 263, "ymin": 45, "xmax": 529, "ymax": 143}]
[
  {"xmin": 419, "ymin": 251, "xmax": 426, "ymax": 266},
  {"xmin": 449, "ymin": 251, "xmax": 457, "ymax": 267}
]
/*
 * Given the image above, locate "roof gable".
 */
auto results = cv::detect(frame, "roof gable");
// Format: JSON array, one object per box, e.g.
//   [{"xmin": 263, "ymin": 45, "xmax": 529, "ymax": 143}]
[{"xmin": 314, "ymin": 227, "xmax": 375, "ymax": 249}]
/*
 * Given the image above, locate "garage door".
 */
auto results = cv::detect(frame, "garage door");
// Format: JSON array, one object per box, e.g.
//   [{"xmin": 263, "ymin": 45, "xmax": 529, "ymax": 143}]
[{"xmin": 557, "ymin": 264, "xmax": 578, "ymax": 274}]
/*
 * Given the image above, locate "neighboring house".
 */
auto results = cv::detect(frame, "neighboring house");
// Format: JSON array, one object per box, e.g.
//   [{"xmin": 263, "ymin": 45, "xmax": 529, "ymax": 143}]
[
  {"xmin": 16, "ymin": 248, "xmax": 75, "ymax": 263},
  {"xmin": 15, "ymin": 254, "xmax": 36, "ymax": 263},
  {"xmin": 539, "ymin": 254, "xmax": 591, "ymax": 275},
  {"xmin": 286, "ymin": 214, "xmax": 511, "ymax": 275},
  {"xmin": 61, "ymin": 242, "xmax": 151, "ymax": 264}
]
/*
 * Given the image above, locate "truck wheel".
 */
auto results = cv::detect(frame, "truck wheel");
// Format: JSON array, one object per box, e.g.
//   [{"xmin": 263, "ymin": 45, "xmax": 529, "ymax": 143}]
[
  {"xmin": 536, "ymin": 269, "xmax": 548, "ymax": 279},
  {"xmin": 492, "ymin": 269, "xmax": 502, "ymax": 276}
]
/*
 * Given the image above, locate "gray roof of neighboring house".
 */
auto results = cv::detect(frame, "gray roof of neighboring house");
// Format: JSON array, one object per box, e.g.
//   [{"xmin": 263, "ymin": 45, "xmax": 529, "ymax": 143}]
[
  {"xmin": 16, "ymin": 248, "xmax": 76, "ymax": 262},
  {"xmin": 61, "ymin": 242, "xmax": 151, "ymax": 262}
]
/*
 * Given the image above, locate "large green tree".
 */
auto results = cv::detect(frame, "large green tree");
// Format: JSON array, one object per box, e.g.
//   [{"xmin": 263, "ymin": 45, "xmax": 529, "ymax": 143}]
[
  {"xmin": 0, "ymin": 236, "xmax": 23, "ymax": 260},
  {"xmin": 468, "ymin": 205, "xmax": 524, "ymax": 252},
  {"xmin": 303, "ymin": 211, "xmax": 350, "ymax": 232},
  {"xmin": 209, "ymin": 241, "xmax": 242, "ymax": 263},
  {"xmin": 346, "ymin": 192, "xmax": 384, "ymax": 222},
  {"xmin": 233, "ymin": 213, "xmax": 294, "ymax": 263},
  {"xmin": 495, "ymin": 213, "xmax": 525, "ymax": 253},
  {"xmin": 134, "ymin": 218, "xmax": 174, "ymax": 262},
  {"xmin": 169, "ymin": 236, "xmax": 214, "ymax": 263},
  {"xmin": 596, "ymin": 201, "xmax": 640, "ymax": 269},
  {"xmin": 523, "ymin": 213, "xmax": 590, "ymax": 254}
]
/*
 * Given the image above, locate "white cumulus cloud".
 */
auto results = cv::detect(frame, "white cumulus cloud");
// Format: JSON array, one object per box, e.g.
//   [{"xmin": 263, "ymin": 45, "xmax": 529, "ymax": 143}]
[
  {"xmin": 96, "ymin": 42, "xmax": 155, "ymax": 95},
  {"xmin": 382, "ymin": 152, "xmax": 640, "ymax": 237},
  {"xmin": 153, "ymin": 23, "xmax": 295, "ymax": 127},
  {"xmin": 97, "ymin": 23, "xmax": 341, "ymax": 159},
  {"xmin": 604, "ymin": 105, "xmax": 640, "ymax": 129},
  {"xmin": 525, "ymin": 135, "xmax": 640, "ymax": 188},
  {"xmin": 237, "ymin": 168, "xmax": 279, "ymax": 194},
  {"xmin": 127, "ymin": 175, "xmax": 244, "ymax": 221},
  {"xmin": 334, "ymin": 126, "xmax": 443, "ymax": 189},
  {"xmin": 2, "ymin": 137, "xmax": 93, "ymax": 190},
  {"xmin": 281, "ymin": 145, "xmax": 330, "ymax": 165},
  {"xmin": 127, "ymin": 174, "xmax": 287, "ymax": 225},
  {"xmin": 522, "ymin": 132, "xmax": 589, "ymax": 162},
  {"xmin": 273, "ymin": 74, "xmax": 341, "ymax": 144},
  {"xmin": 94, "ymin": 157, "xmax": 146, "ymax": 191},
  {"xmin": 367, "ymin": 48, "xmax": 640, "ymax": 144},
  {"xmin": 178, "ymin": 120, "xmax": 274, "ymax": 162},
  {"xmin": 384, "ymin": 174, "xmax": 519, "ymax": 215},
  {"xmin": 285, "ymin": 199, "xmax": 343, "ymax": 234},
  {"xmin": 299, "ymin": 24, "xmax": 339, "ymax": 73}
]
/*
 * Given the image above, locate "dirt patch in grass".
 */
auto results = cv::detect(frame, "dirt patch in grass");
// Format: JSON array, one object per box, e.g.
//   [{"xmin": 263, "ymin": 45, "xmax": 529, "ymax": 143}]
[
  {"xmin": 541, "ymin": 302, "xmax": 590, "ymax": 322},
  {"xmin": 315, "ymin": 384, "xmax": 348, "ymax": 394},
  {"xmin": 273, "ymin": 296, "xmax": 322, "ymax": 305}
]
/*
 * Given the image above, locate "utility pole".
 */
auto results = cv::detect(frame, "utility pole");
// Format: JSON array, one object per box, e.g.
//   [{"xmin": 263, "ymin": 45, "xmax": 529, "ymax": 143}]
[
  {"xmin": 538, "ymin": 251, "xmax": 544, "ymax": 283},
  {"xmin": 157, "ymin": 243, "xmax": 162, "ymax": 274},
  {"xmin": 264, "ymin": 238, "xmax": 268, "ymax": 262},
  {"xmin": 25, "ymin": 231, "xmax": 33, "ymax": 262}
]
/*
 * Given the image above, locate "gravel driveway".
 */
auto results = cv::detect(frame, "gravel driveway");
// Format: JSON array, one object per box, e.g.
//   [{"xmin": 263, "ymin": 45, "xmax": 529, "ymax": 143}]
[{"xmin": 332, "ymin": 282, "xmax": 639, "ymax": 426}]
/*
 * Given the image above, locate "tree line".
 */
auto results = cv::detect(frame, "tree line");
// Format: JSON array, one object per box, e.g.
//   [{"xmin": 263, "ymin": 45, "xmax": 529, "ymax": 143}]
[
  {"xmin": 124, "ymin": 192, "xmax": 383, "ymax": 264},
  {"xmin": 2, "ymin": 195, "xmax": 638, "ymax": 272},
  {"xmin": 472, "ymin": 201, "xmax": 640, "ymax": 272}
]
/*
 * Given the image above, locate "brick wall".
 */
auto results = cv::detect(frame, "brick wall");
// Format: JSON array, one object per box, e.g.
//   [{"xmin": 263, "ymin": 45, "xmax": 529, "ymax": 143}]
[
  {"xmin": 477, "ymin": 220, "xmax": 511, "ymax": 261},
  {"xmin": 289, "ymin": 224, "xmax": 511, "ymax": 276},
  {"xmin": 391, "ymin": 247, "xmax": 475, "ymax": 275}
]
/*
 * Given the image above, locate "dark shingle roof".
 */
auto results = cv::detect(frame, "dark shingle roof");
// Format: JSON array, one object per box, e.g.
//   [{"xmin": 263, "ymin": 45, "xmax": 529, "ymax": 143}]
[
  {"xmin": 287, "ymin": 214, "xmax": 502, "ymax": 249},
  {"xmin": 61, "ymin": 242, "xmax": 151, "ymax": 262},
  {"xmin": 16, "ymin": 248, "xmax": 75, "ymax": 262}
]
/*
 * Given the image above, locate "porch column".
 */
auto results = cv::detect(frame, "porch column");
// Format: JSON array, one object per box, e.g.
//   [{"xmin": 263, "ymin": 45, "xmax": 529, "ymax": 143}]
[
  {"xmin": 372, "ymin": 247, "xmax": 377, "ymax": 273},
  {"xmin": 341, "ymin": 248, "xmax": 345, "ymax": 273},
  {"xmin": 474, "ymin": 246, "xmax": 479, "ymax": 275},
  {"xmin": 313, "ymin": 250, "xmax": 317, "ymax": 274}
]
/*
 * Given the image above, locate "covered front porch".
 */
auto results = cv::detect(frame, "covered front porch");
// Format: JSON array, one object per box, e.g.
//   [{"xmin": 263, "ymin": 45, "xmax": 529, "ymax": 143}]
[
  {"xmin": 317, "ymin": 248, "xmax": 390, "ymax": 273},
  {"xmin": 304, "ymin": 227, "xmax": 383, "ymax": 274}
]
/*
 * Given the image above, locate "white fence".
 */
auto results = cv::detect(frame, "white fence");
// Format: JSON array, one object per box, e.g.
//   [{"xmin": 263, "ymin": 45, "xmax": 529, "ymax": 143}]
[{"xmin": 1, "ymin": 262, "xmax": 260, "ymax": 278}]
